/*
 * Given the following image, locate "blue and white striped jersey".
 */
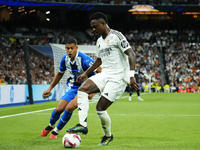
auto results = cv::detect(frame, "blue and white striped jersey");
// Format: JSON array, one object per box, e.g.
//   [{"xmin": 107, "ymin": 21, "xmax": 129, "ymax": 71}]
[{"xmin": 59, "ymin": 51, "xmax": 95, "ymax": 88}]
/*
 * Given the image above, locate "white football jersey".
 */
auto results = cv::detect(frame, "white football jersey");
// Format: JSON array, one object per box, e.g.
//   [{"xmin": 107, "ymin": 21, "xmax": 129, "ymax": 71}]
[{"xmin": 96, "ymin": 29, "xmax": 131, "ymax": 83}]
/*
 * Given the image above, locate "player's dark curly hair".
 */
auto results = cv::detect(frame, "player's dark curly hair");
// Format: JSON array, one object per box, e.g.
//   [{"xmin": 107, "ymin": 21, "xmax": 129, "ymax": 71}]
[
  {"xmin": 65, "ymin": 37, "xmax": 77, "ymax": 45},
  {"xmin": 90, "ymin": 12, "xmax": 108, "ymax": 24}
]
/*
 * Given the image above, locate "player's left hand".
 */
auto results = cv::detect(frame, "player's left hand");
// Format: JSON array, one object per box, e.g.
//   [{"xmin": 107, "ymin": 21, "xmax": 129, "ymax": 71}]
[{"xmin": 130, "ymin": 77, "xmax": 139, "ymax": 91}]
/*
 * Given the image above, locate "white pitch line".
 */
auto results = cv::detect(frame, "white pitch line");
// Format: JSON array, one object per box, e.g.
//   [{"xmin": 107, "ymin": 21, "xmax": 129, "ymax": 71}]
[
  {"xmin": 1, "ymin": 108, "xmax": 199, "ymax": 119},
  {"xmin": 0, "ymin": 108, "xmax": 55, "ymax": 119},
  {"xmin": 2, "ymin": 93, "xmax": 198, "ymax": 119},
  {"xmin": 0, "ymin": 93, "xmax": 145, "ymax": 119},
  {"xmin": 0, "ymin": 100, "xmax": 98, "ymax": 119}
]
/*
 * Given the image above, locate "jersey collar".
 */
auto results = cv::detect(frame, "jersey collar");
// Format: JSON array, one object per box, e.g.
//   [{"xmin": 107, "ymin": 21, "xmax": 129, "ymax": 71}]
[
  {"xmin": 102, "ymin": 29, "xmax": 112, "ymax": 40},
  {"xmin": 70, "ymin": 51, "xmax": 79, "ymax": 64}
]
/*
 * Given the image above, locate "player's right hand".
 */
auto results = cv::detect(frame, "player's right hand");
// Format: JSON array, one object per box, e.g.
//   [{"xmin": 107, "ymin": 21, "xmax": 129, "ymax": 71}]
[
  {"xmin": 42, "ymin": 90, "xmax": 52, "ymax": 98},
  {"xmin": 76, "ymin": 73, "xmax": 87, "ymax": 83},
  {"xmin": 130, "ymin": 77, "xmax": 139, "ymax": 91}
]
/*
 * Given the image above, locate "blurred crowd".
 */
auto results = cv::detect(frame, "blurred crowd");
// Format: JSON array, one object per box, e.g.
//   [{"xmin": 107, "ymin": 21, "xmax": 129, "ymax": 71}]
[
  {"xmin": 164, "ymin": 42, "xmax": 200, "ymax": 92},
  {"xmin": 0, "ymin": 25, "xmax": 200, "ymax": 93},
  {"xmin": 0, "ymin": 37, "xmax": 54, "ymax": 85},
  {"xmin": 127, "ymin": 29, "xmax": 200, "ymax": 92}
]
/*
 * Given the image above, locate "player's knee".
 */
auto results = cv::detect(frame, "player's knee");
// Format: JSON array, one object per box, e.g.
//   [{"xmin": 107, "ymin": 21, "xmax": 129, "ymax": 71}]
[
  {"xmin": 66, "ymin": 105, "xmax": 77, "ymax": 112},
  {"xmin": 96, "ymin": 105, "xmax": 106, "ymax": 111},
  {"xmin": 96, "ymin": 106, "xmax": 102, "ymax": 111},
  {"xmin": 79, "ymin": 80, "xmax": 94, "ymax": 93},
  {"xmin": 55, "ymin": 107, "xmax": 64, "ymax": 114},
  {"xmin": 78, "ymin": 86, "xmax": 90, "ymax": 94}
]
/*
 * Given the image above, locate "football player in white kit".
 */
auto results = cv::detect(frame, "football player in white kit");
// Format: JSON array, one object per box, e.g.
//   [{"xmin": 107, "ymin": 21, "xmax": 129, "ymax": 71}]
[{"xmin": 67, "ymin": 12, "xmax": 139, "ymax": 146}]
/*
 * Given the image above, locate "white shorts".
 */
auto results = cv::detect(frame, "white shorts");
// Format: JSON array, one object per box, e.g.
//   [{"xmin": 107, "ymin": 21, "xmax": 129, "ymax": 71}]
[{"xmin": 89, "ymin": 73, "xmax": 127, "ymax": 102}]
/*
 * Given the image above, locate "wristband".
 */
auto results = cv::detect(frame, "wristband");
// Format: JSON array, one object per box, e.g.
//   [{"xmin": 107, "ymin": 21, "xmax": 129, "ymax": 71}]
[{"xmin": 129, "ymin": 70, "xmax": 135, "ymax": 77}]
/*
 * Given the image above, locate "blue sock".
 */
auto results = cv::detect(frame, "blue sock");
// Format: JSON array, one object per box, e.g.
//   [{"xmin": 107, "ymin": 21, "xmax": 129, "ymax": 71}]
[
  {"xmin": 57, "ymin": 110, "xmax": 73, "ymax": 130},
  {"xmin": 50, "ymin": 109, "xmax": 61, "ymax": 125}
]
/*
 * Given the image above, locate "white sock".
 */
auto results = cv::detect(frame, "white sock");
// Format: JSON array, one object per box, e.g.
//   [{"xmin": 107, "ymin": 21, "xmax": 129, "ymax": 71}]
[
  {"xmin": 49, "ymin": 123, "xmax": 55, "ymax": 128},
  {"xmin": 96, "ymin": 110, "xmax": 111, "ymax": 137},
  {"xmin": 78, "ymin": 91, "xmax": 89, "ymax": 127},
  {"xmin": 53, "ymin": 127, "xmax": 60, "ymax": 134}
]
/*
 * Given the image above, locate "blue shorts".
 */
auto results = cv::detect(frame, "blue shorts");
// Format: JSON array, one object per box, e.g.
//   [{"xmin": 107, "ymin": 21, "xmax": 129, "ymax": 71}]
[{"xmin": 60, "ymin": 86, "xmax": 78, "ymax": 102}]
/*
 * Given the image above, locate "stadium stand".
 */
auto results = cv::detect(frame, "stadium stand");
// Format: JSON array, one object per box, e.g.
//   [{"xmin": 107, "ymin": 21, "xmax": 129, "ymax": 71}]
[
  {"xmin": 0, "ymin": 0, "xmax": 200, "ymax": 93},
  {"xmin": 0, "ymin": 36, "xmax": 54, "ymax": 85},
  {"xmin": 1, "ymin": 24, "xmax": 200, "ymax": 92}
]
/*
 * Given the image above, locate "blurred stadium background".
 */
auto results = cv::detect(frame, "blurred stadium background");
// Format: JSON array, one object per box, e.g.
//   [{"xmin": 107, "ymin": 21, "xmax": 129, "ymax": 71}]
[{"xmin": 0, "ymin": 0, "xmax": 200, "ymax": 107}]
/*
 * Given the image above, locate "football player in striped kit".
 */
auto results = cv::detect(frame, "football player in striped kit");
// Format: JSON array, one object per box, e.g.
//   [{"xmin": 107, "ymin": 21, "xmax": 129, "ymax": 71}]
[{"xmin": 40, "ymin": 38, "xmax": 101, "ymax": 139}]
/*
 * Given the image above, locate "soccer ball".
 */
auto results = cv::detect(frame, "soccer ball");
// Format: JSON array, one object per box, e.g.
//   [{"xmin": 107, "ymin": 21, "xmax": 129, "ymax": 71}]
[{"xmin": 62, "ymin": 133, "xmax": 81, "ymax": 148}]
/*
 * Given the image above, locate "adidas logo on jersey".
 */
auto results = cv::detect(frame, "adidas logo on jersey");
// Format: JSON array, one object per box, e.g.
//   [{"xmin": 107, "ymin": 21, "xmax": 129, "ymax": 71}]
[{"xmin": 104, "ymin": 93, "xmax": 108, "ymax": 96}]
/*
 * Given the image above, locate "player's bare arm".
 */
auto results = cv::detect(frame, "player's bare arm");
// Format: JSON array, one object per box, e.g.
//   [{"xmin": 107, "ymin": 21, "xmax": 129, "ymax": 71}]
[
  {"xmin": 124, "ymin": 48, "xmax": 139, "ymax": 91},
  {"xmin": 85, "ymin": 57, "xmax": 102, "ymax": 75},
  {"xmin": 42, "ymin": 71, "xmax": 64, "ymax": 97},
  {"xmin": 95, "ymin": 66, "xmax": 102, "ymax": 73},
  {"xmin": 124, "ymin": 48, "xmax": 136, "ymax": 70},
  {"xmin": 76, "ymin": 58, "xmax": 102, "ymax": 83}
]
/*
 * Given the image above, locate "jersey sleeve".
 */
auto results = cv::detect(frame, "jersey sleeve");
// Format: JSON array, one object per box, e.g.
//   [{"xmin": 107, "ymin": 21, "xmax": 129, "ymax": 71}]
[
  {"xmin": 82, "ymin": 54, "xmax": 95, "ymax": 78},
  {"xmin": 116, "ymin": 32, "xmax": 131, "ymax": 53},
  {"xmin": 59, "ymin": 55, "xmax": 67, "ymax": 73}
]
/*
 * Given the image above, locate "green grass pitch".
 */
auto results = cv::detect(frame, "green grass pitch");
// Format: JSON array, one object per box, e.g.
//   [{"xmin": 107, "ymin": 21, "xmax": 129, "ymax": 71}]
[{"xmin": 0, "ymin": 93, "xmax": 200, "ymax": 150}]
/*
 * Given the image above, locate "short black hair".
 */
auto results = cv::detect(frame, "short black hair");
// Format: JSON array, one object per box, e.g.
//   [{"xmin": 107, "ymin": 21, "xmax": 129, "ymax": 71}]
[
  {"xmin": 65, "ymin": 37, "xmax": 77, "ymax": 45},
  {"xmin": 90, "ymin": 12, "xmax": 108, "ymax": 24}
]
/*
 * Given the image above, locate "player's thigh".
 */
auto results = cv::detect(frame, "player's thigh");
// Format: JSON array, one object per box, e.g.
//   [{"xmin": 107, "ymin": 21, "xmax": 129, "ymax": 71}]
[
  {"xmin": 86, "ymin": 73, "xmax": 106, "ymax": 93},
  {"xmin": 66, "ymin": 96, "xmax": 78, "ymax": 112},
  {"xmin": 102, "ymin": 79, "xmax": 127, "ymax": 102},
  {"xmin": 80, "ymin": 73, "xmax": 106, "ymax": 94},
  {"xmin": 60, "ymin": 87, "xmax": 78, "ymax": 102},
  {"xmin": 57, "ymin": 87, "xmax": 77, "ymax": 113}
]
